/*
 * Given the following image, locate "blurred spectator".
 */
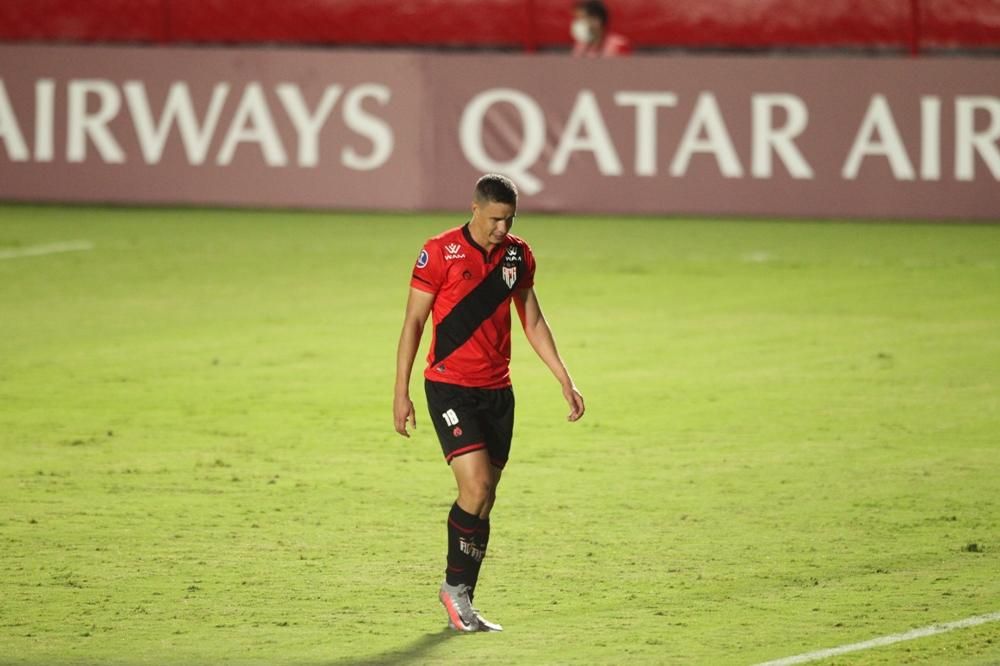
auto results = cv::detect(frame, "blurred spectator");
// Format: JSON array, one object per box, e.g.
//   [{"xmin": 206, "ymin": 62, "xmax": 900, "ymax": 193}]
[{"xmin": 571, "ymin": 0, "xmax": 631, "ymax": 57}]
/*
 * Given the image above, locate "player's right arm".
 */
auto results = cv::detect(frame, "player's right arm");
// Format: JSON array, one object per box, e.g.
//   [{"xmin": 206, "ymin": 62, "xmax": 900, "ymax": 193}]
[{"xmin": 394, "ymin": 287, "xmax": 435, "ymax": 437}]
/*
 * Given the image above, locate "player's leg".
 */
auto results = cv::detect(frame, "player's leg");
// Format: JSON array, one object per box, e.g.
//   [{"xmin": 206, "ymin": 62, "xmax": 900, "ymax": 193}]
[
  {"xmin": 440, "ymin": 449, "xmax": 494, "ymax": 631},
  {"xmin": 459, "ymin": 462, "xmax": 502, "ymax": 631},
  {"xmin": 447, "ymin": 450, "xmax": 494, "ymax": 587},
  {"xmin": 425, "ymin": 379, "xmax": 493, "ymax": 631},
  {"xmin": 466, "ymin": 463, "xmax": 500, "ymax": 594},
  {"xmin": 464, "ymin": 386, "xmax": 514, "ymax": 632}
]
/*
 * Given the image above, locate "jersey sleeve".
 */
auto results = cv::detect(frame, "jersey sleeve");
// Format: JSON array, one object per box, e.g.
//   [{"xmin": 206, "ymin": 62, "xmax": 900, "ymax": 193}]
[
  {"xmin": 520, "ymin": 242, "xmax": 536, "ymax": 289},
  {"xmin": 410, "ymin": 243, "xmax": 445, "ymax": 294}
]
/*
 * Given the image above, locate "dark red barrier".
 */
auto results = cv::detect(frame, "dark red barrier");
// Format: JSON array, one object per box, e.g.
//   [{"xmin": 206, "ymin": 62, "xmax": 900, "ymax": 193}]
[
  {"xmin": 0, "ymin": 0, "xmax": 164, "ymax": 42},
  {"xmin": 1, "ymin": 0, "xmax": 998, "ymax": 51},
  {"xmin": 921, "ymin": 0, "xmax": 1000, "ymax": 48},
  {"xmin": 168, "ymin": 0, "xmax": 534, "ymax": 47}
]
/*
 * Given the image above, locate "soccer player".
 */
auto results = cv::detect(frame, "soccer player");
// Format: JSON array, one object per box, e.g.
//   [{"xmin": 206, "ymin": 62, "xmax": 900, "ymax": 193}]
[{"xmin": 393, "ymin": 174, "xmax": 585, "ymax": 632}]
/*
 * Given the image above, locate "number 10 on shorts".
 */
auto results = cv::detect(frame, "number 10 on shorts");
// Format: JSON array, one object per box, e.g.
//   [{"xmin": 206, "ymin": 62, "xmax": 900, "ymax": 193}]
[{"xmin": 442, "ymin": 409, "xmax": 460, "ymax": 427}]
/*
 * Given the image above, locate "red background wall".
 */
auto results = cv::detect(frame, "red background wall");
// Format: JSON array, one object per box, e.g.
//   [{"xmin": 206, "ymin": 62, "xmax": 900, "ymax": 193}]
[{"xmin": 1, "ymin": 0, "xmax": 998, "ymax": 53}]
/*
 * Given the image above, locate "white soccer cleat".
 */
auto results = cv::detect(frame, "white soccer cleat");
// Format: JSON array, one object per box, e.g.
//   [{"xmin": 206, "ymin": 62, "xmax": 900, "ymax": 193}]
[
  {"xmin": 473, "ymin": 609, "xmax": 503, "ymax": 632},
  {"xmin": 439, "ymin": 582, "xmax": 477, "ymax": 632}
]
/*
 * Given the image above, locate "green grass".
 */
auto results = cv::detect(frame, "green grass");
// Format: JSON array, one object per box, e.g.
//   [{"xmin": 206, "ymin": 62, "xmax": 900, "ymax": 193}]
[{"xmin": 1, "ymin": 205, "xmax": 998, "ymax": 665}]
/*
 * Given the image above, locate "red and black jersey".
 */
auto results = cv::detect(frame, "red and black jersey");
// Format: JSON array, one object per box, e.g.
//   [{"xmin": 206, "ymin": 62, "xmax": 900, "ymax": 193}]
[{"xmin": 410, "ymin": 223, "xmax": 536, "ymax": 389}]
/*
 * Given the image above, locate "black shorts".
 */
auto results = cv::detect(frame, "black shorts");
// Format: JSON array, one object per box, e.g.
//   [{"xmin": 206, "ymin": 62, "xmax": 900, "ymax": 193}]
[{"xmin": 424, "ymin": 379, "xmax": 515, "ymax": 469}]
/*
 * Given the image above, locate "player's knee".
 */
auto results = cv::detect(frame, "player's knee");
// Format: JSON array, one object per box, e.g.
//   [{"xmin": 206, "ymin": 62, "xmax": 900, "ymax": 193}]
[
  {"xmin": 459, "ymin": 477, "xmax": 494, "ymax": 513},
  {"xmin": 481, "ymin": 489, "xmax": 498, "ymax": 516}
]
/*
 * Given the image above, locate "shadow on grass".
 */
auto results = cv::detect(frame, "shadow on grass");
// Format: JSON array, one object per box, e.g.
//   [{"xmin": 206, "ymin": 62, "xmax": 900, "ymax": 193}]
[{"xmin": 321, "ymin": 628, "xmax": 456, "ymax": 666}]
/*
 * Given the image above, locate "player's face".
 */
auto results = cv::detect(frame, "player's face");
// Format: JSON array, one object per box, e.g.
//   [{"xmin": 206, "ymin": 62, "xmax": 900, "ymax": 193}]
[{"xmin": 471, "ymin": 201, "xmax": 516, "ymax": 247}]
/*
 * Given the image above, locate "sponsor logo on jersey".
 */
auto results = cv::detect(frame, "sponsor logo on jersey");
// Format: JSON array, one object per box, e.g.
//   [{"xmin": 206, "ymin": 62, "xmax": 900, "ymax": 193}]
[
  {"xmin": 444, "ymin": 243, "xmax": 466, "ymax": 260},
  {"xmin": 416, "ymin": 248, "xmax": 429, "ymax": 268},
  {"xmin": 505, "ymin": 246, "xmax": 522, "ymax": 262}
]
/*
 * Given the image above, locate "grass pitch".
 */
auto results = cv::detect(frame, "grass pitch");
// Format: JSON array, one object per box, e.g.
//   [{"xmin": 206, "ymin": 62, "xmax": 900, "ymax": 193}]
[{"xmin": 1, "ymin": 205, "xmax": 998, "ymax": 665}]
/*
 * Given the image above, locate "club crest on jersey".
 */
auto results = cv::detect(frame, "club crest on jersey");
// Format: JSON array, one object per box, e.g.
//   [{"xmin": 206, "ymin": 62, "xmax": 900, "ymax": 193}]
[
  {"xmin": 502, "ymin": 265, "xmax": 517, "ymax": 289},
  {"xmin": 444, "ymin": 243, "xmax": 465, "ymax": 260},
  {"xmin": 416, "ymin": 249, "xmax": 429, "ymax": 269}
]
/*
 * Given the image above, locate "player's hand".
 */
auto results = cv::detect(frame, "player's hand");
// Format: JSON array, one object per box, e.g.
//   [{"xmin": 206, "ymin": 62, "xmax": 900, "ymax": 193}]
[
  {"xmin": 563, "ymin": 384, "xmax": 585, "ymax": 422},
  {"xmin": 394, "ymin": 394, "xmax": 416, "ymax": 437}
]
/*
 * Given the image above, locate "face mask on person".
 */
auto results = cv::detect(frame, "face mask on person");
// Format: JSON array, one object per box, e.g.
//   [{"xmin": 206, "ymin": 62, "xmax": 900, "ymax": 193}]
[{"xmin": 571, "ymin": 18, "xmax": 593, "ymax": 43}]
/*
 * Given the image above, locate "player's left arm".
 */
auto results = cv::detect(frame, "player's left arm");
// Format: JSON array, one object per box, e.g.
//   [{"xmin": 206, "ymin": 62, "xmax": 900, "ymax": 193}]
[{"xmin": 514, "ymin": 287, "xmax": 585, "ymax": 422}]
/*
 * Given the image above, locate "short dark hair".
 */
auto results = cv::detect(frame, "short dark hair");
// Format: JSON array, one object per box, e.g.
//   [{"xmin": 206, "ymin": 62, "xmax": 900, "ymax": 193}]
[
  {"xmin": 473, "ymin": 173, "xmax": 518, "ymax": 206},
  {"xmin": 575, "ymin": 0, "xmax": 608, "ymax": 26}
]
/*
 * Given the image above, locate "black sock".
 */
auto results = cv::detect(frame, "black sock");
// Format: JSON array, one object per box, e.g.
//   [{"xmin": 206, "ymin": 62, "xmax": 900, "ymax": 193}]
[
  {"xmin": 468, "ymin": 518, "xmax": 490, "ymax": 601},
  {"xmin": 445, "ymin": 502, "xmax": 481, "ymax": 586}
]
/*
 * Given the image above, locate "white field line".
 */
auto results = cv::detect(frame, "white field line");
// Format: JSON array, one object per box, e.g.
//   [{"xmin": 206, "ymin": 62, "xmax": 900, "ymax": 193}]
[
  {"xmin": 753, "ymin": 611, "xmax": 1000, "ymax": 666},
  {"xmin": 0, "ymin": 241, "xmax": 94, "ymax": 260}
]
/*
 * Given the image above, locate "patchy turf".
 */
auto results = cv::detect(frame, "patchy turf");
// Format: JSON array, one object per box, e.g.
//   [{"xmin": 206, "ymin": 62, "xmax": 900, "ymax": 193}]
[{"xmin": 0, "ymin": 205, "xmax": 998, "ymax": 665}]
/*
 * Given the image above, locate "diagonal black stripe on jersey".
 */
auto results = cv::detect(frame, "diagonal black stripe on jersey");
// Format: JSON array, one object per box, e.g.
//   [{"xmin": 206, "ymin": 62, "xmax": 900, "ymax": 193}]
[{"xmin": 432, "ymin": 245, "xmax": 524, "ymax": 366}]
